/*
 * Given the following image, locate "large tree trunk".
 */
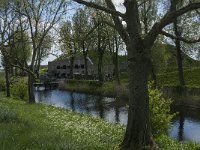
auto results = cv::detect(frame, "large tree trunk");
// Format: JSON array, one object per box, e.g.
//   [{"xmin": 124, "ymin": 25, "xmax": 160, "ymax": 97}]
[
  {"xmin": 5, "ymin": 67, "xmax": 10, "ymax": 97},
  {"xmin": 28, "ymin": 74, "xmax": 35, "ymax": 103},
  {"xmin": 121, "ymin": 46, "xmax": 156, "ymax": 150}
]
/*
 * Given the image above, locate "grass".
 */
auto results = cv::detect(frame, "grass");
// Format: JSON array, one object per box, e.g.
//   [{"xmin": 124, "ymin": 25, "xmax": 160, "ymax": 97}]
[
  {"xmin": 0, "ymin": 94, "xmax": 124, "ymax": 150},
  {"xmin": 0, "ymin": 94, "xmax": 200, "ymax": 149},
  {"xmin": 157, "ymin": 68, "xmax": 200, "ymax": 87},
  {"xmin": 59, "ymin": 80, "xmax": 128, "ymax": 98}
]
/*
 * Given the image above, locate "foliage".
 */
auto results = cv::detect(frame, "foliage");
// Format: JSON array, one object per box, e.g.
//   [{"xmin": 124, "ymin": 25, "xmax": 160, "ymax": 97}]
[
  {"xmin": 9, "ymin": 30, "xmax": 32, "ymax": 65},
  {"xmin": 39, "ymin": 68, "xmax": 48, "ymax": 76},
  {"xmin": 10, "ymin": 79, "xmax": 28, "ymax": 101},
  {"xmin": 149, "ymin": 82, "xmax": 175, "ymax": 137}
]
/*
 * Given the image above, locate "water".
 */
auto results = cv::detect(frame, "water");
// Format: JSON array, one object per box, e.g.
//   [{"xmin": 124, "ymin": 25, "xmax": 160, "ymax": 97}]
[{"xmin": 35, "ymin": 89, "xmax": 200, "ymax": 143}]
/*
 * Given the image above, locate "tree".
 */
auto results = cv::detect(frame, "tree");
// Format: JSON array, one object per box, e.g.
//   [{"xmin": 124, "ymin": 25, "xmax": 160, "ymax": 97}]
[
  {"xmin": 106, "ymin": 27, "xmax": 123, "ymax": 84},
  {"xmin": 14, "ymin": 0, "xmax": 66, "ymax": 103},
  {"xmin": 0, "ymin": 0, "xmax": 16, "ymax": 97},
  {"xmin": 60, "ymin": 21, "xmax": 78, "ymax": 79},
  {"xmin": 161, "ymin": 0, "xmax": 200, "ymax": 87},
  {"xmin": 73, "ymin": 8, "xmax": 93, "ymax": 76},
  {"xmin": 91, "ymin": 10, "xmax": 109, "ymax": 82},
  {"xmin": 35, "ymin": 32, "xmax": 53, "ymax": 78},
  {"xmin": 71, "ymin": 0, "xmax": 200, "ymax": 149},
  {"xmin": 9, "ymin": 30, "xmax": 32, "ymax": 76}
]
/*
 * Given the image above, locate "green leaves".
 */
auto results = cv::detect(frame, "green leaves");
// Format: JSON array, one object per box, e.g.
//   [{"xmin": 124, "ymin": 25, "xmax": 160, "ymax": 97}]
[{"xmin": 149, "ymin": 82, "xmax": 176, "ymax": 137}]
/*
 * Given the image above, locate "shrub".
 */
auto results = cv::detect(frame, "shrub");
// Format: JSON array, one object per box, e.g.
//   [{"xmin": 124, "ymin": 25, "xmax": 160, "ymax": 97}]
[
  {"xmin": 149, "ymin": 82, "xmax": 175, "ymax": 137},
  {"xmin": 11, "ymin": 79, "xmax": 28, "ymax": 101}
]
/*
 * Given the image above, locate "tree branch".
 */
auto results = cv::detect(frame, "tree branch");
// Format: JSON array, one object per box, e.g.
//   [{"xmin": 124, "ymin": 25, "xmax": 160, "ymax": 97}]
[
  {"xmin": 161, "ymin": 30, "xmax": 200, "ymax": 44},
  {"xmin": 145, "ymin": 2, "xmax": 200, "ymax": 49},
  {"xmin": 72, "ymin": 0, "xmax": 125, "ymax": 18}
]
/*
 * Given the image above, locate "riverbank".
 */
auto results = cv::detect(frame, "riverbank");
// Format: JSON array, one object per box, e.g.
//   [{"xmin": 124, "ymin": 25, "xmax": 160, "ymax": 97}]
[
  {"xmin": 59, "ymin": 80, "xmax": 200, "ymax": 109},
  {"xmin": 0, "ymin": 94, "xmax": 200, "ymax": 149},
  {"xmin": 59, "ymin": 80, "xmax": 129, "ymax": 99}
]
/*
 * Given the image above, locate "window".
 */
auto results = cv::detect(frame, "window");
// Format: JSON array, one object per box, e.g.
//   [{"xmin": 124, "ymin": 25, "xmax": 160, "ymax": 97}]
[
  {"xmin": 61, "ymin": 73, "xmax": 66, "ymax": 78},
  {"xmin": 63, "ymin": 65, "xmax": 66, "ymax": 69},
  {"xmin": 81, "ymin": 64, "xmax": 84, "ymax": 69},
  {"xmin": 57, "ymin": 66, "xmax": 60, "ymax": 69},
  {"xmin": 74, "ymin": 64, "xmax": 79, "ymax": 69}
]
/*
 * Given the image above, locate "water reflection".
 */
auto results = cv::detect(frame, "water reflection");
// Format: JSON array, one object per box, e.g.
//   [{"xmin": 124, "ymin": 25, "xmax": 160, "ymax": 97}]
[
  {"xmin": 35, "ymin": 90, "xmax": 200, "ymax": 143},
  {"xmin": 35, "ymin": 89, "xmax": 128, "ymax": 125},
  {"xmin": 169, "ymin": 107, "xmax": 200, "ymax": 143}
]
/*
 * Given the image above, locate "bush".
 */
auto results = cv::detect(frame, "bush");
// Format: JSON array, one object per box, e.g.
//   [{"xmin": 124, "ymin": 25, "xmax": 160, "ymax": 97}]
[
  {"xmin": 149, "ymin": 82, "xmax": 175, "ymax": 137},
  {"xmin": 11, "ymin": 79, "xmax": 28, "ymax": 101}
]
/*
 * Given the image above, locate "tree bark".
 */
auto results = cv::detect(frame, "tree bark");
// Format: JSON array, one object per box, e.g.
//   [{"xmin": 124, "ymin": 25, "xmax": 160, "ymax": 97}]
[
  {"xmin": 121, "ymin": 45, "xmax": 156, "ymax": 150},
  {"xmin": 28, "ymin": 74, "xmax": 35, "ymax": 103}
]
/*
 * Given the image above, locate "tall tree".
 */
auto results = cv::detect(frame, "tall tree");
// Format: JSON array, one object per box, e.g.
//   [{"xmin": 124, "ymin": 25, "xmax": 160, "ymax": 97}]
[
  {"xmin": 0, "ymin": 0, "xmax": 16, "ymax": 97},
  {"xmin": 73, "ymin": 8, "xmax": 93, "ymax": 76},
  {"xmin": 60, "ymin": 21, "xmax": 78, "ymax": 79},
  {"xmin": 14, "ymin": 0, "xmax": 66, "ymax": 103},
  {"xmin": 106, "ymin": 27, "xmax": 123, "ymax": 84},
  {"xmin": 35, "ymin": 32, "xmax": 53, "ymax": 78},
  {"xmin": 92, "ymin": 10, "xmax": 109, "ymax": 82},
  {"xmin": 161, "ymin": 0, "xmax": 200, "ymax": 87},
  {"xmin": 72, "ymin": 0, "xmax": 200, "ymax": 149}
]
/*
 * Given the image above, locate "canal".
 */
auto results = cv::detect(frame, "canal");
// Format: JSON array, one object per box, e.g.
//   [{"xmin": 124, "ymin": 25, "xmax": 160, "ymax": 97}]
[{"xmin": 35, "ymin": 89, "xmax": 200, "ymax": 143}]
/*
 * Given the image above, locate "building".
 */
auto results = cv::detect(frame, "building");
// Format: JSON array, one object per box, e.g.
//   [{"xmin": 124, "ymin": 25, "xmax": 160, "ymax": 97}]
[
  {"xmin": 48, "ymin": 56, "xmax": 95, "ymax": 79},
  {"xmin": 48, "ymin": 56, "xmax": 128, "ymax": 80}
]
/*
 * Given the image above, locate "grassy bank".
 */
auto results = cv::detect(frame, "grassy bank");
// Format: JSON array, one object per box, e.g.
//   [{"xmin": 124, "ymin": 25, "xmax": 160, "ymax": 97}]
[
  {"xmin": 0, "ymin": 94, "xmax": 123, "ymax": 149},
  {"xmin": 0, "ymin": 94, "xmax": 200, "ymax": 149},
  {"xmin": 157, "ymin": 68, "xmax": 200, "ymax": 87},
  {"xmin": 59, "ymin": 68, "xmax": 200, "ymax": 99},
  {"xmin": 59, "ymin": 80, "xmax": 128, "ymax": 98}
]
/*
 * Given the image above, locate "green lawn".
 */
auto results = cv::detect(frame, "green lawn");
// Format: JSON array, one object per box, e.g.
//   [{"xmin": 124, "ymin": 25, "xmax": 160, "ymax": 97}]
[
  {"xmin": 157, "ymin": 68, "xmax": 200, "ymax": 87},
  {"xmin": 0, "ymin": 95, "xmax": 124, "ymax": 150},
  {"xmin": 0, "ymin": 94, "xmax": 200, "ymax": 149}
]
